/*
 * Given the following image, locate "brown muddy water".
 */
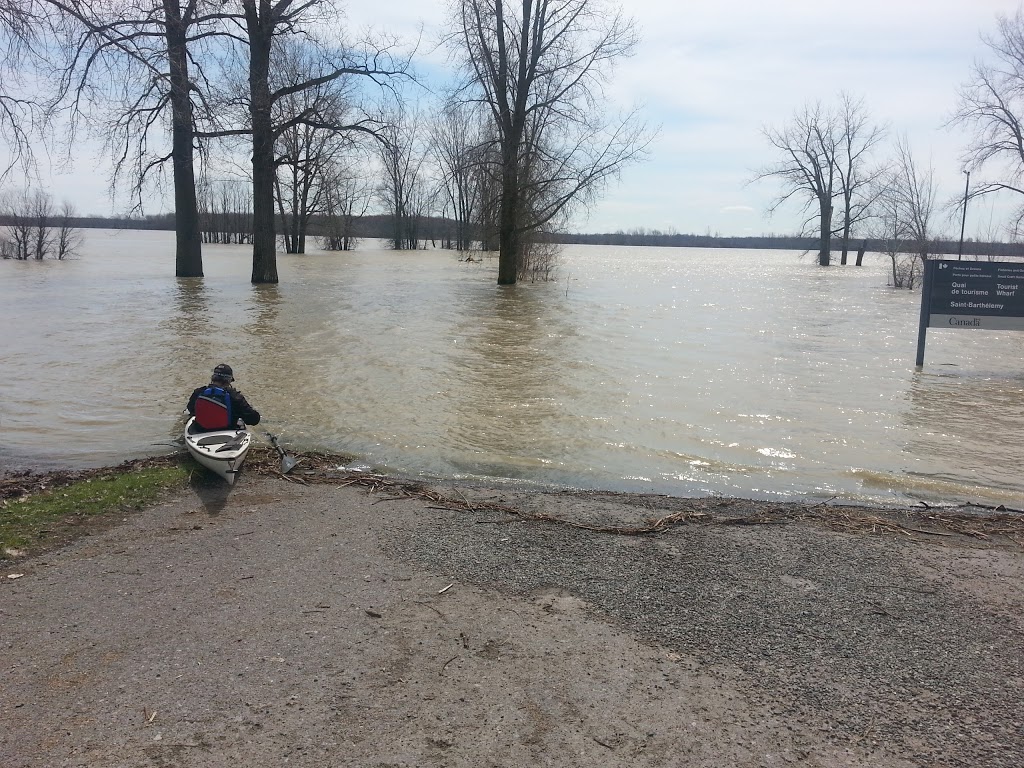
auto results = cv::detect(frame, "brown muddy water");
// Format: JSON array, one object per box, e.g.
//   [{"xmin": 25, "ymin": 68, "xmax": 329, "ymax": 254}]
[{"xmin": 1, "ymin": 229, "xmax": 1022, "ymax": 507}]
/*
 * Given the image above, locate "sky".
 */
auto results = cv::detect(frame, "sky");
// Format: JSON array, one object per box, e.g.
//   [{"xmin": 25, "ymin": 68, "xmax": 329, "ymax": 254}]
[{"xmin": 26, "ymin": 0, "xmax": 1024, "ymax": 239}]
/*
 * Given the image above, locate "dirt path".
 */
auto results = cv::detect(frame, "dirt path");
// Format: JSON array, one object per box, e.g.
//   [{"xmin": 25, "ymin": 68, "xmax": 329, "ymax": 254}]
[{"xmin": 2, "ymin": 475, "xmax": 1022, "ymax": 767}]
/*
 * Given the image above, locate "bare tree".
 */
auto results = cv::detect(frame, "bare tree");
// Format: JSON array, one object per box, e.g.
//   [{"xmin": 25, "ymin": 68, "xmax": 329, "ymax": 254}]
[
  {"xmin": 866, "ymin": 175, "xmax": 920, "ymax": 289},
  {"xmin": 214, "ymin": 0, "xmax": 411, "ymax": 283},
  {"xmin": 0, "ymin": 0, "xmax": 42, "ymax": 178},
  {"xmin": 29, "ymin": 188, "xmax": 53, "ymax": 258},
  {"xmin": 952, "ymin": 8, "xmax": 1024, "ymax": 234},
  {"xmin": 376, "ymin": 99, "xmax": 432, "ymax": 250},
  {"xmin": 320, "ymin": 161, "xmax": 370, "ymax": 251},
  {"xmin": 0, "ymin": 188, "xmax": 73, "ymax": 259},
  {"xmin": 834, "ymin": 93, "xmax": 887, "ymax": 265},
  {"xmin": 198, "ymin": 179, "xmax": 253, "ymax": 244},
  {"xmin": 432, "ymin": 101, "xmax": 488, "ymax": 252},
  {"xmin": 271, "ymin": 43, "xmax": 359, "ymax": 254},
  {"xmin": 54, "ymin": 199, "xmax": 83, "ymax": 259},
  {"xmin": 43, "ymin": 0, "xmax": 219, "ymax": 277},
  {"xmin": 448, "ymin": 0, "xmax": 651, "ymax": 285},
  {"xmin": 889, "ymin": 136, "xmax": 937, "ymax": 261},
  {"xmin": 0, "ymin": 188, "xmax": 33, "ymax": 258},
  {"xmin": 756, "ymin": 101, "xmax": 841, "ymax": 266}
]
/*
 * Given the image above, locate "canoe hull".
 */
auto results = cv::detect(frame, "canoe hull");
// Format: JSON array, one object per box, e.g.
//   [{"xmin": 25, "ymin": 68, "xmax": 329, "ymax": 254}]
[{"xmin": 184, "ymin": 418, "xmax": 252, "ymax": 485}]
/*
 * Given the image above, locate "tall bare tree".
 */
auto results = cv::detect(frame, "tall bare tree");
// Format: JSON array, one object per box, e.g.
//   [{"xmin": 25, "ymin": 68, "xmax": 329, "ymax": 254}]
[
  {"xmin": 865, "ymin": 170, "xmax": 934, "ymax": 288},
  {"xmin": 756, "ymin": 101, "xmax": 842, "ymax": 266},
  {"xmin": 216, "ymin": 0, "xmax": 410, "ymax": 283},
  {"xmin": 376, "ymin": 99, "xmax": 432, "ymax": 250},
  {"xmin": 887, "ymin": 136, "xmax": 937, "ymax": 262},
  {"xmin": 44, "ymin": 0, "xmax": 218, "ymax": 277},
  {"xmin": 952, "ymin": 8, "xmax": 1024, "ymax": 235},
  {"xmin": 432, "ymin": 101, "xmax": 487, "ymax": 252},
  {"xmin": 448, "ymin": 0, "xmax": 651, "ymax": 285},
  {"xmin": 271, "ymin": 43, "xmax": 359, "ymax": 254},
  {"xmin": 834, "ymin": 93, "xmax": 887, "ymax": 265},
  {"xmin": 757, "ymin": 96, "xmax": 885, "ymax": 267}
]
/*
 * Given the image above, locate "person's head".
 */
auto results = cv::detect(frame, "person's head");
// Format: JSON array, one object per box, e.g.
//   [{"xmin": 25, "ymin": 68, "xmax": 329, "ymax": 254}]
[{"xmin": 211, "ymin": 363, "xmax": 235, "ymax": 385}]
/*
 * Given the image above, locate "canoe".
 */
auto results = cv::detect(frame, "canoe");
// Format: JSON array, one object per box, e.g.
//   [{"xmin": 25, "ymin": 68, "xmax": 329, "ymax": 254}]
[{"xmin": 184, "ymin": 417, "xmax": 252, "ymax": 485}]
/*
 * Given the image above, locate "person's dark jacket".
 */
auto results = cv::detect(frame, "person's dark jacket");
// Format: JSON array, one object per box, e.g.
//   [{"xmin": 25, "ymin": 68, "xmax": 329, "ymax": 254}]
[{"xmin": 187, "ymin": 384, "xmax": 261, "ymax": 428}]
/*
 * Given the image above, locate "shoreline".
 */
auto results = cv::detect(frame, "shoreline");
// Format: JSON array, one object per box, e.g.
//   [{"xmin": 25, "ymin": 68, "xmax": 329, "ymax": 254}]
[
  {"xmin": 5, "ymin": 445, "xmax": 1024, "ymax": 518},
  {"xmin": 3, "ymin": 448, "xmax": 1023, "ymax": 566}
]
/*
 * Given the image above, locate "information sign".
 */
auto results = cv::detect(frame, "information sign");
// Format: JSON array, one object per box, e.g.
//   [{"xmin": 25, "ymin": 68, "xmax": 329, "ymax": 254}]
[{"xmin": 916, "ymin": 260, "xmax": 1024, "ymax": 365}]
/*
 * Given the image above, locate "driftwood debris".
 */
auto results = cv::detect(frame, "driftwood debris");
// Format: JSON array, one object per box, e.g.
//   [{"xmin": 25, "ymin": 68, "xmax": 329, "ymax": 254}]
[{"xmin": 5, "ymin": 446, "xmax": 1023, "ymax": 547}]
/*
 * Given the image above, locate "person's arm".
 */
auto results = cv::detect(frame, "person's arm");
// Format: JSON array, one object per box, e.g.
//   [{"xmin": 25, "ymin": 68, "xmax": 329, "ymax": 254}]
[
  {"xmin": 231, "ymin": 391, "xmax": 261, "ymax": 425},
  {"xmin": 186, "ymin": 388, "xmax": 200, "ymax": 415}
]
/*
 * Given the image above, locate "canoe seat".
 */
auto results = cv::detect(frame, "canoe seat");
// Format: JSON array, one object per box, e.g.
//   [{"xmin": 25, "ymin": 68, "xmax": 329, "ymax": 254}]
[{"xmin": 196, "ymin": 434, "xmax": 236, "ymax": 447}]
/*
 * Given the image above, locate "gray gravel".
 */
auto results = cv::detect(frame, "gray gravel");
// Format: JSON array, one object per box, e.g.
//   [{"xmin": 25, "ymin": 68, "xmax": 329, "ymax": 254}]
[
  {"xmin": 2, "ymin": 476, "xmax": 1022, "ymax": 767},
  {"xmin": 387, "ymin": 484, "xmax": 1024, "ymax": 767}
]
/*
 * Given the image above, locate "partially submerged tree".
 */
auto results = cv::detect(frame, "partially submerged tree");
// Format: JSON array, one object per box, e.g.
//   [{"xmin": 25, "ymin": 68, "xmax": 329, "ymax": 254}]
[
  {"xmin": 198, "ymin": 179, "xmax": 253, "ymax": 244},
  {"xmin": 271, "ymin": 44, "xmax": 360, "ymax": 254},
  {"xmin": 320, "ymin": 162, "xmax": 370, "ymax": 251},
  {"xmin": 44, "ymin": 0, "xmax": 218, "ymax": 277},
  {"xmin": 219, "ymin": 0, "xmax": 410, "ymax": 282},
  {"xmin": 432, "ymin": 101, "xmax": 487, "ymax": 252},
  {"xmin": 376, "ymin": 99, "xmax": 432, "ymax": 250},
  {"xmin": 54, "ymin": 200, "xmax": 83, "ymax": 259},
  {"xmin": 448, "ymin": 0, "xmax": 651, "ymax": 285},
  {"xmin": 889, "ymin": 136, "xmax": 937, "ymax": 261},
  {"xmin": 757, "ymin": 96, "xmax": 885, "ymax": 267},
  {"xmin": 834, "ymin": 93, "xmax": 886, "ymax": 264},
  {"xmin": 0, "ymin": 188, "xmax": 80, "ymax": 259},
  {"xmin": 863, "ymin": 137, "xmax": 936, "ymax": 289},
  {"xmin": 756, "ymin": 102, "xmax": 841, "ymax": 266}
]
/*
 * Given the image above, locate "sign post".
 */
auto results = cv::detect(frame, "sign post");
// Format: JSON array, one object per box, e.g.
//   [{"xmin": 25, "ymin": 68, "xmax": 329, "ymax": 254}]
[{"xmin": 916, "ymin": 259, "xmax": 1024, "ymax": 366}]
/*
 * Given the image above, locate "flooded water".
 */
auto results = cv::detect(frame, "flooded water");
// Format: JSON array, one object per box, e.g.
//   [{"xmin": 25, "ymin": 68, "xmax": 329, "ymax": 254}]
[{"xmin": 1, "ymin": 229, "xmax": 1022, "ymax": 507}]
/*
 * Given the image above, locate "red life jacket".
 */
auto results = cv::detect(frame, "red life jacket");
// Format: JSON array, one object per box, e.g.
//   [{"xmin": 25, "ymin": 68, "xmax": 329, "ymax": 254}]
[{"xmin": 194, "ymin": 387, "xmax": 233, "ymax": 430}]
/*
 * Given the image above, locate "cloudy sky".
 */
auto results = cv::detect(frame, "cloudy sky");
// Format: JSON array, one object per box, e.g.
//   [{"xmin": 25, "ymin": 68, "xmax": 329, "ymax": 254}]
[{"xmin": 34, "ymin": 0, "xmax": 1024, "ymax": 238}]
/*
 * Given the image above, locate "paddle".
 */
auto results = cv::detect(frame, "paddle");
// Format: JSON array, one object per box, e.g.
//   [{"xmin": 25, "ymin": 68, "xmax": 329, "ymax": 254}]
[{"xmin": 265, "ymin": 432, "xmax": 298, "ymax": 474}]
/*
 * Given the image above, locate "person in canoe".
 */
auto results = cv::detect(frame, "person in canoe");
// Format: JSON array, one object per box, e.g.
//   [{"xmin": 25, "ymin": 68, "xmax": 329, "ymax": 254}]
[{"xmin": 186, "ymin": 364, "xmax": 261, "ymax": 432}]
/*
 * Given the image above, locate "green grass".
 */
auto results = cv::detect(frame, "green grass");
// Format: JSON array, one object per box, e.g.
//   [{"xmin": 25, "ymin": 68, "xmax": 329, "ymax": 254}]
[{"xmin": 1, "ymin": 462, "xmax": 191, "ymax": 558}]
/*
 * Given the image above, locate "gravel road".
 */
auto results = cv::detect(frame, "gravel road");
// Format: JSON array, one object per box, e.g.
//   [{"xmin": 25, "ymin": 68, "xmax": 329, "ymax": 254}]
[{"xmin": 2, "ymin": 475, "xmax": 1021, "ymax": 767}]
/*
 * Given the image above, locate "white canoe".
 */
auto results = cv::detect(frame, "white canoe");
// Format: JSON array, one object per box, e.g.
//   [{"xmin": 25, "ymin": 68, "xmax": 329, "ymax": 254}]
[{"xmin": 184, "ymin": 417, "xmax": 252, "ymax": 485}]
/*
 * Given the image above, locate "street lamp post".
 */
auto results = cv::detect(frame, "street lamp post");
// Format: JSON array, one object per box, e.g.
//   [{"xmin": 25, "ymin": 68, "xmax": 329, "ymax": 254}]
[{"xmin": 958, "ymin": 170, "xmax": 970, "ymax": 260}]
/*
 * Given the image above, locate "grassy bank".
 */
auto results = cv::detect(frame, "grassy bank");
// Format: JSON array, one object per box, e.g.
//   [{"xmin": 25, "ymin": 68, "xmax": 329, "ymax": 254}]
[{"xmin": 1, "ymin": 458, "xmax": 191, "ymax": 560}]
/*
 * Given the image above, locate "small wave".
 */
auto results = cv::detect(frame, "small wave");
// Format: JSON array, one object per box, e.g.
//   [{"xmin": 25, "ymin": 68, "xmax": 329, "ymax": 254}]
[
  {"xmin": 757, "ymin": 447, "xmax": 797, "ymax": 459},
  {"xmin": 850, "ymin": 468, "xmax": 1024, "ymax": 506}
]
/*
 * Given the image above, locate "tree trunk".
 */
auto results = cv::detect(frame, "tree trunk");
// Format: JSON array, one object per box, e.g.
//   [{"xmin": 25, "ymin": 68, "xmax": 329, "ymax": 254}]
[
  {"xmin": 855, "ymin": 240, "xmax": 866, "ymax": 266},
  {"xmin": 274, "ymin": 175, "xmax": 292, "ymax": 253},
  {"xmin": 840, "ymin": 221, "xmax": 850, "ymax": 265},
  {"xmin": 247, "ymin": 2, "xmax": 278, "ymax": 284},
  {"xmin": 296, "ymin": 175, "xmax": 310, "ymax": 253},
  {"xmin": 164, "ymin": 0, "xmax": 203, "ymax": 277},
  {"xmin": 497, "ymin": 151, "xmax": 520, "ymax": 284},
  {"xmin": 818, "ymin": 199, "xmax": 832, "ymax": 266}
]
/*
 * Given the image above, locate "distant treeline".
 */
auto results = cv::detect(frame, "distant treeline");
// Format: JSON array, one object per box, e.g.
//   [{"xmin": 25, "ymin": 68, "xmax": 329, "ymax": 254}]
[
  {"xmin": 545, "ymin": 230, "xmax": 1024, "ymax": 259},
  {"xmin": 8, "ymin": 213, "xmax": 1024, "ymax": 258}
]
